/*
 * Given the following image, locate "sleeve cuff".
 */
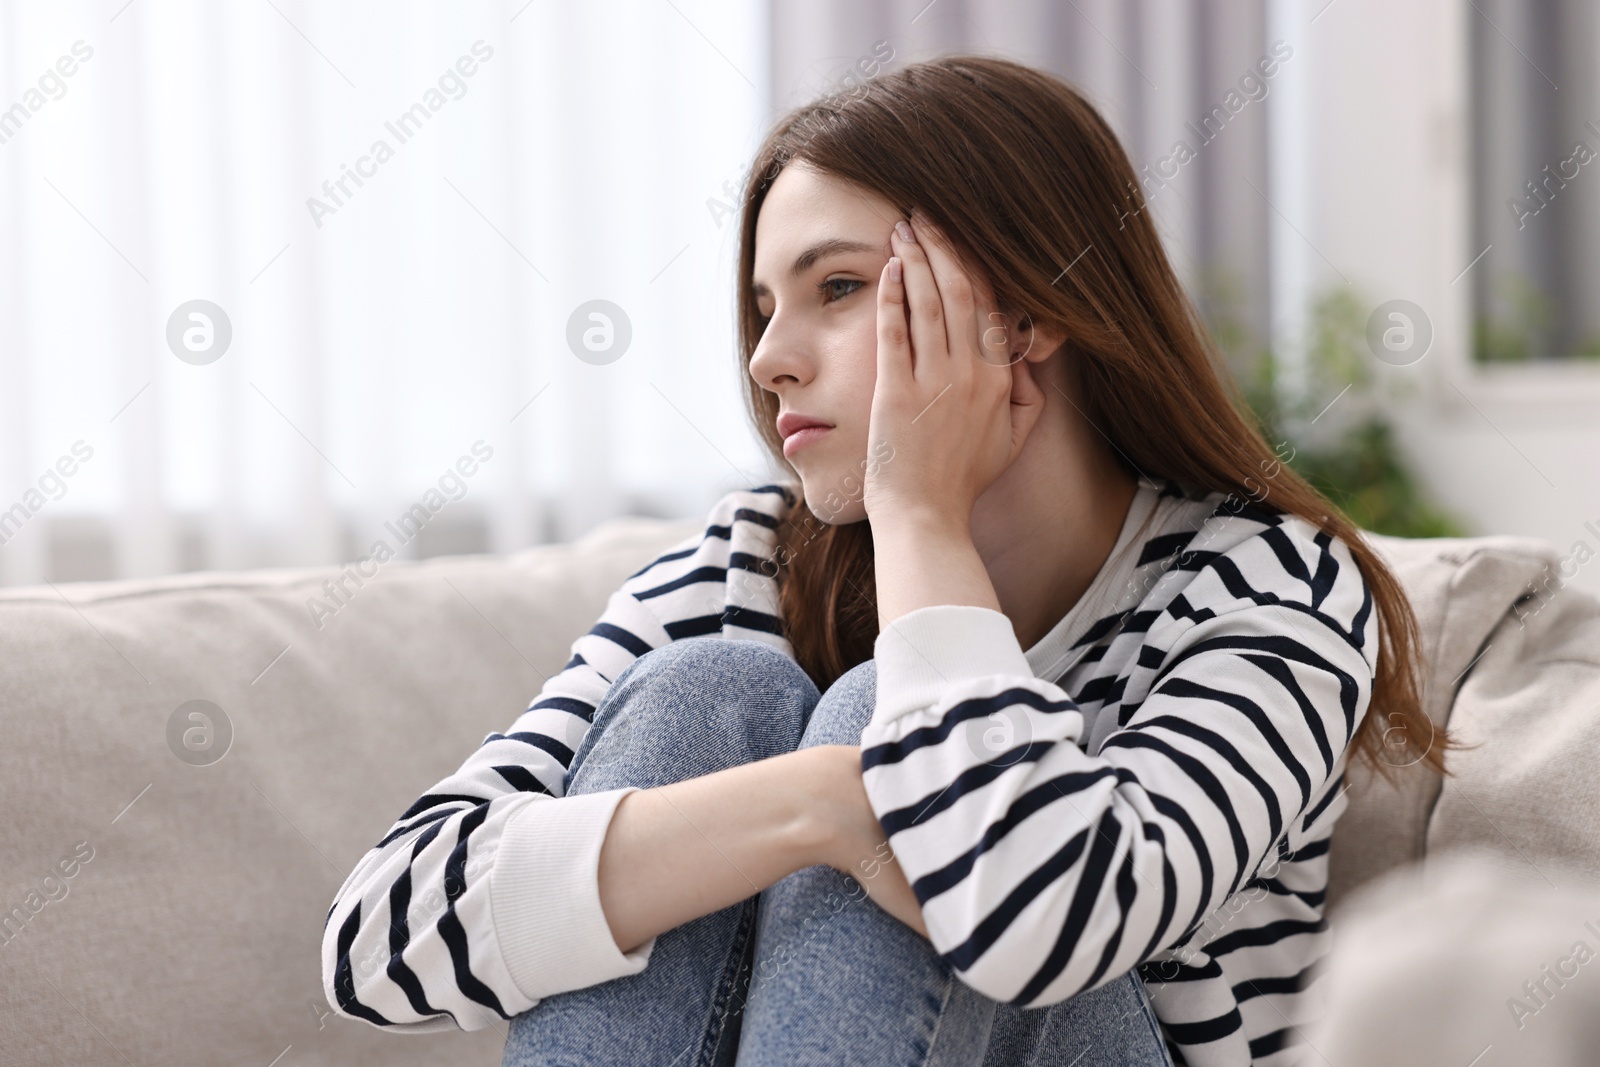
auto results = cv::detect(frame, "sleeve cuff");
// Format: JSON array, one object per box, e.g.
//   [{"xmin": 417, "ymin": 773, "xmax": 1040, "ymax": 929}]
[
  {"xmin": 490, "ymin": 787, "xmax": 657, "ymax": 1002},
  {"xmin": 872, "ymin": 604, "xmax": 1035, "ymax": 727}
]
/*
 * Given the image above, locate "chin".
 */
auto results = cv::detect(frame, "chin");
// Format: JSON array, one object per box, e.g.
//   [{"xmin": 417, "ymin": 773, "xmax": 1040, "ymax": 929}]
[{"xmin": 799, "ymin": 475, "xmax": 869, "ymax": 526}]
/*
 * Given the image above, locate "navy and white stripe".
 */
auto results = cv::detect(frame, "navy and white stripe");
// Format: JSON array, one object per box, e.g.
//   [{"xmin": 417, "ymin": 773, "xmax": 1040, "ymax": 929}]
[
  {"xmin": 320, "ymin": 484, "xmax": 796, "ymax": 1033},
  {"xmin": 861, "ymin": 479, "xmax": 1374, "ymax": 1066},
  {"xmin": 321, "ymin": 477, "xmax": 1374, "ymax": 1067}
]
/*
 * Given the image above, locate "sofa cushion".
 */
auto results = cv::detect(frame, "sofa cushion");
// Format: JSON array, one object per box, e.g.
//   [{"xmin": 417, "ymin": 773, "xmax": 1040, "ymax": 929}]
[
  {"xmin": 1428, "ymin": 556, "xmax": 1600, "ymax": 886},
  {"xmin": 0, "ymin": 515, "xmax": 697, "ymax": 1067},
  {"xmin": 1308, "ymin": 848, "xmax": 1600, "ymax": 1064},
  {"xmin": 1329, "ymin": 531, "xmax": 1600, "ymax": 909}
]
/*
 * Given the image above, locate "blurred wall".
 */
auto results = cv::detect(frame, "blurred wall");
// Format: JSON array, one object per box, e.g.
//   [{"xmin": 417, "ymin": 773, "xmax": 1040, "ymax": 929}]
[{"xmin": 1308, "ymin": 0, "xmax": 1600, "ymax": 595}]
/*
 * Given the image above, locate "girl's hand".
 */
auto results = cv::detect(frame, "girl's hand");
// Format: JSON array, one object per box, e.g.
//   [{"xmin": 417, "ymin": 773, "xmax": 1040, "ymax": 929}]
[
  {"xmin": 811, "ymin": 744, "xmax": 929, "ymax": 939},
  {"xmin": 863, "ymin": 208, "xmax": 1047, "ymax": 530}
]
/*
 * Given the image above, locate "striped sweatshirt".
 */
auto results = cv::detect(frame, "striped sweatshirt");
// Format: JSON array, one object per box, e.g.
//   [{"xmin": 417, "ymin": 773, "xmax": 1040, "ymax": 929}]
[{"xmin": 321, "ymin": 476, "xmax": 1376, "ymax": 1067}]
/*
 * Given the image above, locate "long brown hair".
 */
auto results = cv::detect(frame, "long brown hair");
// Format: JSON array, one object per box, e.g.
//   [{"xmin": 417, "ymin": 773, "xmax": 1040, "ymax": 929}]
[{"xmin": 734, "ymin": 54, "xmax": 1448, "ymax": 778}]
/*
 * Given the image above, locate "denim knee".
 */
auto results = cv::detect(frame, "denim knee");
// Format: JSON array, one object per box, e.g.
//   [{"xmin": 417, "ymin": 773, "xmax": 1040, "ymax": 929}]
[
  {"xmin": 797, "ymin": 657, "xmax": 877, "ymax": 749},
  {"xmin": 565, "ymin": 637, "xmax": 821, "ymax": 795}
]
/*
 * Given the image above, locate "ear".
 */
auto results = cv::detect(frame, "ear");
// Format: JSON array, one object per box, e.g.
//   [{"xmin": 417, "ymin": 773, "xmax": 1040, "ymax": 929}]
[
  {"xmin": 1021, "ymin": 327, "xmax": 1067, "ymax": 365},
  {"xmin": 1003, "ymin": 312, "xmax": 1066, "ymax": 365}
]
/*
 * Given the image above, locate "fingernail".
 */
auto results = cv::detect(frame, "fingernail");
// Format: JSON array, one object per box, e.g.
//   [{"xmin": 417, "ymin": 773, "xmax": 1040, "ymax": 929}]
[
  {"xmin": 889, "ymin": 256, "xmax": 902, "ymax": 283},
  {"xmin": 894, "ymin": 219, "xmax": 915, "ymax": 243}
]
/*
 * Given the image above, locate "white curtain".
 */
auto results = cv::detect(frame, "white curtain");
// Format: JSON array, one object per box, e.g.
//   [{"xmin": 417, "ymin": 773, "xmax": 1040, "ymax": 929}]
[{"xmin": 0, "ymin": 0, "xmax": 773, "ymax": 586}]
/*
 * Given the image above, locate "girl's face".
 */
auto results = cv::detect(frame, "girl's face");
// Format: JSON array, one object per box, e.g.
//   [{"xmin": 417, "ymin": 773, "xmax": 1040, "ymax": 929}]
[{"xmin": 748, "ymin": 162, "xmax": 899, "ymax": 525}]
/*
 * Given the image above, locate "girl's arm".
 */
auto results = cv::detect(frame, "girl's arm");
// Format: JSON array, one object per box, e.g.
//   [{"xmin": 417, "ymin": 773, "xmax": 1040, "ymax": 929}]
[
  {"xmin": 320, "ymin": 486, "xmax": 830, "ymax": 1032},
  {"xmin": 851, "ymin": 209, "xmax": 1372, "ymax": 1023},
  {"xmin": 597, "ymin": 743, "xmax": 927, "ymax": 955}
]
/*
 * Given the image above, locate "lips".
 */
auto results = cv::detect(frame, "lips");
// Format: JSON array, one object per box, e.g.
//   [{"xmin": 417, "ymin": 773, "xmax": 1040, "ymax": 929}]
[{"xmin": 776, "ymin": 412, "xmax": 835, "ymax": 440}]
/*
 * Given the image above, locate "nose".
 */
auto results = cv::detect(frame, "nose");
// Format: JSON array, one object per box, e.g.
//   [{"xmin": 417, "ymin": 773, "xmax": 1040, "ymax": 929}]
[{"xmin": 748, "ymin": 314, "xmax": 813, "ymax": 392}]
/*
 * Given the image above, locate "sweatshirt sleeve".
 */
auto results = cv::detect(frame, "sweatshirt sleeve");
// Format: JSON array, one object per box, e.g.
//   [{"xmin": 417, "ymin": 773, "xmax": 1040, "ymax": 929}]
[
  {"xmin": 858, "ymin": 525, "xmax": 1377, "ymax": 1009},
  {"xmin": 319, "ymin": 521, "xmax": 727, "ymax": 1032}
]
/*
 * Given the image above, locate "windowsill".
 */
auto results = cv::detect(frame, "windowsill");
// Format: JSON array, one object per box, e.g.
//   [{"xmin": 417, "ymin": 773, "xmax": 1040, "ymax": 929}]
[{"xmin": 1441, "ymin": 359, "xmax": 1600, "ymax": 423}]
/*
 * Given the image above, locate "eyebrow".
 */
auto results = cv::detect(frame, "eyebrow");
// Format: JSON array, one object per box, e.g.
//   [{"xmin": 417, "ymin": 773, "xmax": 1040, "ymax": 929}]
[{"xmin": 751, "ymin": 238, "xmax": 881, "ymax": 298}]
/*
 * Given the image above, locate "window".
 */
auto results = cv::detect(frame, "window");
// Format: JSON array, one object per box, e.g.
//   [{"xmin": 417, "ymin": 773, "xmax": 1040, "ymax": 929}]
[{"xmin": 1470, "ymin": 0, "xmax": 1600, "ymax": 362}]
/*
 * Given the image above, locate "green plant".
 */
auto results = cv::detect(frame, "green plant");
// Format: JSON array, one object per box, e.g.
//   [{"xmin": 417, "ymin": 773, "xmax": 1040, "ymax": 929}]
[
  {"xmin": 1290, "ymin": 419, "xmax": 1467, "ymax": 537},
  {"xmin": 1197, "ymin": 273, "xmax": 1468, "ymax": 538}
]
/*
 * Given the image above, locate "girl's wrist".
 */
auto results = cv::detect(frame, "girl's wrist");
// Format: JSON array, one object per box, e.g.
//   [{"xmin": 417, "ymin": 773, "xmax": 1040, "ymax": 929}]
[
  {"xmin": 871, "ymin": 510, "xmax": 1001, "ymax": 627},
  {"xmin": 868, "ymin": 498, "xmax": 968, "ymax": 542},
  {"xmin": 788, "ymin": 744, "xmax": 878, "ymax": 873}
]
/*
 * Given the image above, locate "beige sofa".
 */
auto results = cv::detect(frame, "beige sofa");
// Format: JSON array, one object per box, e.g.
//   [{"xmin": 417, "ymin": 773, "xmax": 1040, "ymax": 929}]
[{"xmin": 3, "ymin": 515, "xmax": 1598, "ymax": 1066}]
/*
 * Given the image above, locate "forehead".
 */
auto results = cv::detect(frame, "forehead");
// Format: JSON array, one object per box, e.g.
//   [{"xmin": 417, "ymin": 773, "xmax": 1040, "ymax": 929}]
[{"xmin": 752, "ymin": 163, "xmax": 896, "ymax": 292}]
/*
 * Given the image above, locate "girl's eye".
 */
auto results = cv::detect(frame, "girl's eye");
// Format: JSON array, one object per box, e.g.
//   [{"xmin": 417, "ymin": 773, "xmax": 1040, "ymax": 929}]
[
  {"xmin": 755, "ymin": 278, "xmax": 863, "ymax": 329},
  {"xmin": 820, "ymin": 277, "xmax": 863, "ymax": 302}
]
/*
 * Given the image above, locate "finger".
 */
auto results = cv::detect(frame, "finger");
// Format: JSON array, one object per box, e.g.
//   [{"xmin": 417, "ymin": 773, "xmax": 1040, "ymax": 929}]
[
  {"xmin": 910, "ymin": 213, "xmax": 1015, "ymax": 427},
  {"xmin": 908, "ymin": 209, "xmax": 987, "ymax": 368},
  {"xmin": 891, "ymin": 216, "xmax": 949, "ymax": 381},
  {"xmin": 875, "ymin": 255, "xmax": 912, "ymax": 391},
  {"xmin": 979, "ymin": 310, "xmax": 1018, "ymax": 367}
]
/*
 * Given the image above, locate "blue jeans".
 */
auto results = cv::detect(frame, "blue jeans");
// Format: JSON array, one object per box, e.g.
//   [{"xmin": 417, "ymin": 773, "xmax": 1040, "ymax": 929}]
[{"xmin": 502, "ymin": 637, "xmax": 1174, "ymax": 1067}]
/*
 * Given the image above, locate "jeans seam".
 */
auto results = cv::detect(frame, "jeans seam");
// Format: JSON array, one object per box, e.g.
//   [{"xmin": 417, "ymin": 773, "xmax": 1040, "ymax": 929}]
[
  {"xmin": 922, "ymin": 967, "xmax": 999, "ymax": 1067},
  {"xmin": 697, "ymin": 897, "xmax": 759, "ymax": 1067},
  {"xmin": 1133, "ymin": 977, "xmax": 1173, "ymax": 1067},
  {"xmin": 919, "ymin": 970, "xmax": 960, "ymax": 1067}
]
